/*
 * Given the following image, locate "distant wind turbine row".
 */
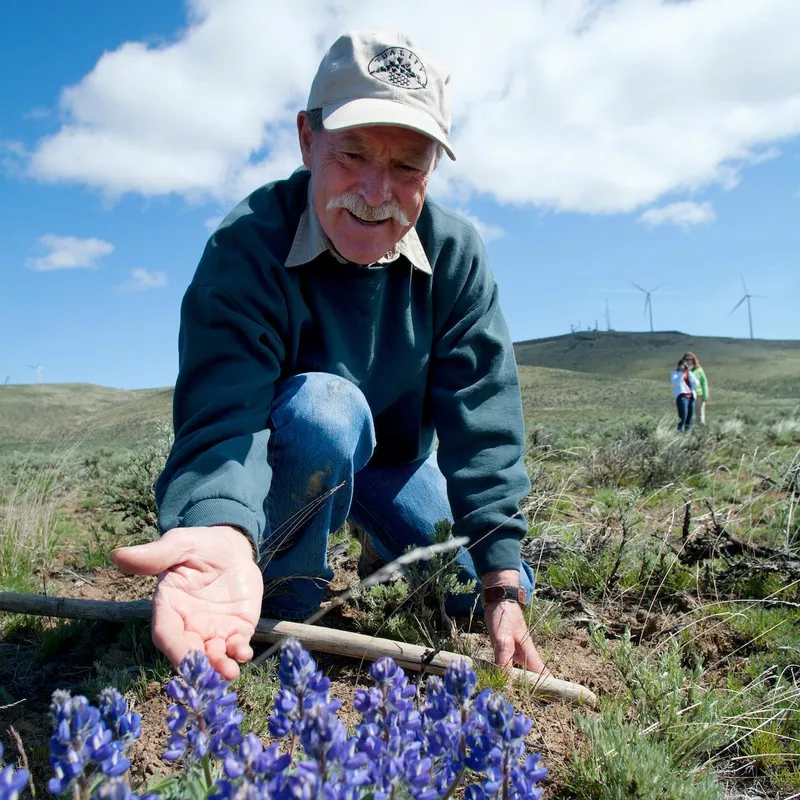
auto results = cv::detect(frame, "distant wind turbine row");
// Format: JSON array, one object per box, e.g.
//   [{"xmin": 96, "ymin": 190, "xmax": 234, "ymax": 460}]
[
  {"xmin": 0, "ymin": 366, "xmax": 45, "ymax": 386},
  {"xmin": 625, "ymin": 276, "xmax": 762, "ymax": 339}
]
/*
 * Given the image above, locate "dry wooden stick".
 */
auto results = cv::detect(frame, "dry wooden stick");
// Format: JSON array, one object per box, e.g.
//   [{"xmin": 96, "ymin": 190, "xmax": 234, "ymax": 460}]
[{"xmin": 0, "ymin": 592, "xmax": 597, "ymax": 707}]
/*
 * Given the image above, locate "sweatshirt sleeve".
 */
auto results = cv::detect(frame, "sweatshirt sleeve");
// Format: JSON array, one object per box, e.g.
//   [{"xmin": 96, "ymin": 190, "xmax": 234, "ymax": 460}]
[
  {"xmin": 428, "ymin": 224, "xmax": 530, "ymax": 576},
  {"xmin": 154, "ymin": 223, "xmax": 290, "ymax": 559},
  {"xmin": 698, "ymin": 368, "xmax": 709, "ymax": 397}
]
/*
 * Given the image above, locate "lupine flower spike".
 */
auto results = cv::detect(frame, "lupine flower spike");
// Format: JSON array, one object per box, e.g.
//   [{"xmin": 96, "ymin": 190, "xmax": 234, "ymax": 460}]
[{"xmin": 0, "ymin": 743, "xmax": 29, "ymax": 800}]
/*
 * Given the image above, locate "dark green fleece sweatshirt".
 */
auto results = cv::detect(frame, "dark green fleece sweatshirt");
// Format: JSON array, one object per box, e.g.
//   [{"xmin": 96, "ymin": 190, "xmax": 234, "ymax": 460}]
[{"xmin": 155, "ymin": 168, "xmax": 531, "ymax": 575}]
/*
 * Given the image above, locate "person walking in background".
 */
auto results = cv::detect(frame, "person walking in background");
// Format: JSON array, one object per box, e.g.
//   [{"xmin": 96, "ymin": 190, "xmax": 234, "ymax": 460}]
[
  {"xmin": 683, "ymin": 352, "xmax": 709, "ymax": 425},
  {"xmin": 670, "ymin": 358, "xmax": 699, "ymax": 432}
]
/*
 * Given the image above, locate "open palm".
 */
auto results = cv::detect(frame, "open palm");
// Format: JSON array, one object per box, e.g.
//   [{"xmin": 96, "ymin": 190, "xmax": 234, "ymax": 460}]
[{"xmin": 111, "ymin": 526, "xmax": 264, "ymax": 680}]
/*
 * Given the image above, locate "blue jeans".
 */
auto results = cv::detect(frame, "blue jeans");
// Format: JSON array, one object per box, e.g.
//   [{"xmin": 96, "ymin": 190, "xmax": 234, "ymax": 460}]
[
  {"xmin": 259, "ymin": 372, "xmax": 535, "ymax": 621},
  {"xmin": 676, "ymin": 395, "xmax": 695, "ymax": 432}
]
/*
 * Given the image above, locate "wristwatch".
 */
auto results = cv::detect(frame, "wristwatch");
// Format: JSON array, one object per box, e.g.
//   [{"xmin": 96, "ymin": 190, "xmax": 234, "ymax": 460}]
[{"xmin": 482, "ymin": 585, "xmax": 526, "ymax": 609}]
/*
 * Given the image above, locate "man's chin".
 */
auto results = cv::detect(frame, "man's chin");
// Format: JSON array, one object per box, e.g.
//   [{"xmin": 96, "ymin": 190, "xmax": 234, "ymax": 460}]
[{"xmin": 331, "ymin": 238, "xmax": 399, "ymax": 266}]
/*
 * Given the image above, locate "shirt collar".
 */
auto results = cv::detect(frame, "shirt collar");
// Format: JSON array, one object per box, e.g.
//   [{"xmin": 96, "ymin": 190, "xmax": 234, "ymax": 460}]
[{"xmin": 285, "ymin": 188, "xmax": 432, "ymax": 275}]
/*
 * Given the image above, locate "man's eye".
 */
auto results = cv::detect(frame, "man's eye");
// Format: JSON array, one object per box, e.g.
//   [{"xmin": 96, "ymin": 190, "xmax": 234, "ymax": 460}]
[
  {"xmin": 343, "ymin": 152, "xmax": 362, "ymax": 161},
  {"xmin": 399, "ymin": 163, "xmax": 420, "ymax": 173}
]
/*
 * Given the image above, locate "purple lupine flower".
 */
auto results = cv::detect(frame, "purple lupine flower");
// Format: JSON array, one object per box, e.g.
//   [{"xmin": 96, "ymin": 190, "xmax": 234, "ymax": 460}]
[
  {"xmin": 277, "ymin": 639, "xmax": 318, "ymax": 695},
  {"xmin": 212, "ymin": 733, "xmax": 292, "ymax": 800},
  {"xmin": 269, "ymin": 639, "xmax": 339, "ymax": 742},
  {"xmin": 267, "ymin": 762, "xmax": 320, "ymax": 800},
  {"xmin": 48, "ymin": 690, "xmax": 131, "ymax": 794},
  {"xmin": 162, "ymin": 650, "xmax": 244, "ymax": 763},
  {"xmin": 0, "ymin": 743, "xmax": 29, "ymax": 800},
  {"xmin": 421, "ymin": 674, "xmax": 453, "ymax": 722},
  {"xmin": 98, "ymin": 689, "xmax": 142, "ymax": 748},
  {"xmin": 443, "ymin": 658, "xmax": 478, "ymax": 708},
  {"xmin": 465, "ymin": 692, "xmax": 546, "ymax": 799},
  {"xmin": 355, "ymin": 658, "xmax": 434, "ymax": 796},
  {"xmin": 298, "ymin": 702, "xmax": 347, "ymax": 764}
]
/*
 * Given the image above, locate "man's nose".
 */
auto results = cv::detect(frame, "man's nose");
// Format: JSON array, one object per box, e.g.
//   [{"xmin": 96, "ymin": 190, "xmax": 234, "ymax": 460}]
[{"xmin": 358, "ymin": 164, "xmax": 392, "ymax": 206}]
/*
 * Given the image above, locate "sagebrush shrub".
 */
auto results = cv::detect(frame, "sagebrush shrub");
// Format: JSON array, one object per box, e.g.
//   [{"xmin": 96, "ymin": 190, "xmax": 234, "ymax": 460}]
[
  {"xmin": 106, "ymin": 423, "xmax": 173, "ymax": 536},
  {"xmin": 585, "ymin": 422, "xmax": 710, "ymax": 490},
  {"xmin": 567, "ymin": 706, "xmax": 721, "ymax": 800},
  {"xmin": 565, "ymin": 626, "xmax": 732, "ymax": 799},
  {"xmin": 355, "ymin": 520, "xmax": 476, "ymax": 648}
]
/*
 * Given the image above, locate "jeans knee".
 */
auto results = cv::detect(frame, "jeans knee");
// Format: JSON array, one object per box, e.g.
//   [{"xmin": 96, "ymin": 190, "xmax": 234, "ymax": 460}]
[{"xmin": 272, "ymin": 372, "xmax": 375, "ymax": 466}]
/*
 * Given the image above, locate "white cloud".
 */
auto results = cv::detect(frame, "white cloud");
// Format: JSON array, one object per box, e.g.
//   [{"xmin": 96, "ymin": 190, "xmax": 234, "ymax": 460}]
[
  {"xmin": 453, "ymin": 208, "xmax": 505, "ymax": 243},
  {"xmin": 128, "ymin": 268, "xmax": 167, "ymax": 290},
  {"xmin": 204, "ymin": 215, "xmax": 224, "ymax": 232},
  {"xmin": 25, "ymin": 0, "xmax": 800, "ymax": 215},
  {"xmin": 26, "ymin": 234, "xmax": 114, "ymax": 271},
  {"xmin": 639, "ymin": 200, "xmax": 716, "ymax": 227}
]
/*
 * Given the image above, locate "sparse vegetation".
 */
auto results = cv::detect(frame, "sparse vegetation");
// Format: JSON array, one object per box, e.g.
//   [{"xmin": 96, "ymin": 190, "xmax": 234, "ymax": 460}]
[
  {"xmin": 1, "ymin": 336, "xmax": 798, "ymax": 798},
  {"xmin": 354, "ymin": 519, "xmax": 477, "ymax": 648}
]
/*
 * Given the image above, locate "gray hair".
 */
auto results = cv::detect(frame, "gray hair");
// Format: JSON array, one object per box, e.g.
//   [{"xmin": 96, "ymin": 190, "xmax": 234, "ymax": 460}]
[
  {"xmin": 306, "ymin": 107, "xmax": 324, "ymax": 132},
  {"xmin": 303, "ymin": 107, "xmax": 443, "ymax": 168}
]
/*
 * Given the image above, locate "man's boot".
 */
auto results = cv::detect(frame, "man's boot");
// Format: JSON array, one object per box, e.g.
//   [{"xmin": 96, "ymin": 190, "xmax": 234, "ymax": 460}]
[{"xmin": 353, "ymin": 522, "xmax": 384, "ymax": 580}]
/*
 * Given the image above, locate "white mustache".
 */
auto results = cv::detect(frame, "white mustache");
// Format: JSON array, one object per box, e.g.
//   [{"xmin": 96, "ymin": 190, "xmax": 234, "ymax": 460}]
[{"xmin": 326, "ymin": 193, "xmax": 410, "ymax": 226}]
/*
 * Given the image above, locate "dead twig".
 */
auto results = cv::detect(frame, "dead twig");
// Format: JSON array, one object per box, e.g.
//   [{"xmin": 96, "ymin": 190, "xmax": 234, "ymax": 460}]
[
  {"xmin": 9, "ymin": 726, "xmax": 35, "ymax": 800},
  {"xmin": 0, "ymin": 592, "xmax": 597, "ymax": 708}
]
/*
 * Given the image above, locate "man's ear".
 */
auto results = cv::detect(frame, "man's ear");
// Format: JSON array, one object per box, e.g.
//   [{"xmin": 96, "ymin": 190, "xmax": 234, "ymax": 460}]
[{"xmin": 297, "ymin": 111, "xmax": 314, "ymax": 170}]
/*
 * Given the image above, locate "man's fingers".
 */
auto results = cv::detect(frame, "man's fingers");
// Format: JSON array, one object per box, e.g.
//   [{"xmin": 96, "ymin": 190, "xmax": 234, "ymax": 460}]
[
  {"xmin": 226, "ymin": 633, "xmax": 254, "ymax": 665},
  {"xmin": 206, "ymin": 637, "xmax": 240, "ymax": 681},
  {"xmin": 111, "ymin": 530, "xmax": 189, "ymax": 576},
  {"xmin": 151, "ymin": 601, "xmax": 205, "ymax": 671},
  {"xmin": 515, "ymin": 629, "xmax": 551, "ymax": 676},
  {"xmin": 516, "ymin": 641, "xmax": 548, "ymax": 676},
  {"xmin": 493, "ymin": 639, "xmax": 515, "ymax": 672}
]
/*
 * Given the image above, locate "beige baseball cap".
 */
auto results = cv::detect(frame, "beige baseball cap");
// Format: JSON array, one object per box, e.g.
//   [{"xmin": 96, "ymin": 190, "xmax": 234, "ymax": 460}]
[{"xmin": 307, "ymin": 30, "xmax": 456, "ymax": 161}]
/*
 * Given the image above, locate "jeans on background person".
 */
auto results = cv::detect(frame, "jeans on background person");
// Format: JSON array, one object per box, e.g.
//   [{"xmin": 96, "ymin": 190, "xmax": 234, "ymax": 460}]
[
  {"xmin": 258, "ymin": 371, "xmax": 535, "ymax": 621},
  {"xmin": 676, "ymin": 395, "xmax": 695, "ymax": 432}
]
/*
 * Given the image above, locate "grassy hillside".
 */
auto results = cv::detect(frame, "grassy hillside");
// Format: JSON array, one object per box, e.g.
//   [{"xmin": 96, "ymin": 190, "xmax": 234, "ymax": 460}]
[
  {"xmin": 516, "ymin": 364, "xmax": 796, "ymax": 431},
  {"xmin": 1, "ymin": 332, "xmax": 797, "ymax": 453},
  {"xmin": 514, "ymin": 331, "xmax": 800, "ymax": 398},
  {"xmin": 0, "ymin": 383, "xmax": 171, "ymax": 454}
]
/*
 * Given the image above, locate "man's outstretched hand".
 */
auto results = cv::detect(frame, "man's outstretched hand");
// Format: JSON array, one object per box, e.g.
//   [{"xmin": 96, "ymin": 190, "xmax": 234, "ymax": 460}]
[
  {"xmin": 482, "ymin": 570, "xmax": 548, "ymax": 676},
  {"xmin": 111, "ymin": 526, "xmax": 263, "ymax": 680}
]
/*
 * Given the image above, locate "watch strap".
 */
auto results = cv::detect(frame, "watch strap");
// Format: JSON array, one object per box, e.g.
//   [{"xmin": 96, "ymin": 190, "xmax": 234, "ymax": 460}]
[{"xmin": 482, "ymin": 585, "xmax": 526, "ymax": 608}]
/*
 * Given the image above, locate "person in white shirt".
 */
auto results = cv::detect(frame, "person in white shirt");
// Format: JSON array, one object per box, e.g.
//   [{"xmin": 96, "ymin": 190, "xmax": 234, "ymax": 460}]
[{"xmin": 670, "ymin": 358, "xmax": 700, "ymax": 432}]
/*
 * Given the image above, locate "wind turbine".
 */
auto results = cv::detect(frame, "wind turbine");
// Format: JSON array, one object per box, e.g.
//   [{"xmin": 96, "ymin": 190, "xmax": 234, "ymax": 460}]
[
  {"xmin": 729, "ymin": 276, "xmax": 764, "ymax": 340},
  {"xmin": 605, "ymin": 299, "xmax": 613, "ymax": 332},
  {"xmin": 632, "ymin": 283, "xmax": 664, "ymax": 333},
  {"xmin": 28, "ymin": 364, "xmax": 43, "ymax": 384}
]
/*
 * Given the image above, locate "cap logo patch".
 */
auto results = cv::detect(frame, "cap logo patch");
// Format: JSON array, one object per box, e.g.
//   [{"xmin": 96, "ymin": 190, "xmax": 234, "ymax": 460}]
[{"xmin": 368, "ymin": 47, "xmax": 428, "ymax": 90}]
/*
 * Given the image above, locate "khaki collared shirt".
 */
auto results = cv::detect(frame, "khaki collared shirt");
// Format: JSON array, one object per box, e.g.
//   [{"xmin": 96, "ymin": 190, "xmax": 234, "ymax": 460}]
[{"xmin": 284, "ymin": 190, "xmax": 432, "ymax": 274}]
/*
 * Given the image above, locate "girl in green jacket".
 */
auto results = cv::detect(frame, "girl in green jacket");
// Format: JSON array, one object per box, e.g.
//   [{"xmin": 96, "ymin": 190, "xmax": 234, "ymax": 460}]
[{"xmin": 684, "ymin": 352, "xmax": 709, "ymax": 424}]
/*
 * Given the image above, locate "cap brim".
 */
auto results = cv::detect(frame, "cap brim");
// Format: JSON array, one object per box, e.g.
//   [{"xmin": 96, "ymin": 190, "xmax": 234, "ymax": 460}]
[{"xmin": 322, "ymin": 98, "xmax": 456, "ymax": 161}]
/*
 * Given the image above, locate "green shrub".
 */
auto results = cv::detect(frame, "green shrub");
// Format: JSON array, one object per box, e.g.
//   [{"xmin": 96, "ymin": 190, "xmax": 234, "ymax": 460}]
[
  {"xmin": 585, "ymin": 421, "xmax": 710, "ymax": 490},
  {"xmin": 567, "ymin": 706, "xmax": 721, "ymax": 800},
  {"xmin": 106, "ymin": 422, "xmax": 173, "ymax": 536},
  {"xmin": 0, "ymin": 452, "xmax": 68, "ymax": 591},
  {"xmin": 354, "ymin": 520, "xmax": 476, "ymax": 647}
]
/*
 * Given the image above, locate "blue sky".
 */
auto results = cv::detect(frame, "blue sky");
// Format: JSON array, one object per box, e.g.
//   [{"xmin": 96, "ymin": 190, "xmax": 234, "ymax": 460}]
[{"xmin": 2, "ymin": 0, "xmax": 799, "ymax": 390}]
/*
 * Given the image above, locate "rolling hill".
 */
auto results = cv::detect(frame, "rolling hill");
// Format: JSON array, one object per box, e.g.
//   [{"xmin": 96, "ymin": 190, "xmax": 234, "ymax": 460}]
[
  {"xmin": 0, "ymin": 384, "xmax": 172, "ymax": 453},
  {"xmin": 514, "ymin": 331, "xmax": 800, "ymax": 398},
  {"xmin": 1, "ymin": 332, "xmax": 797, "ymax": 453}
]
